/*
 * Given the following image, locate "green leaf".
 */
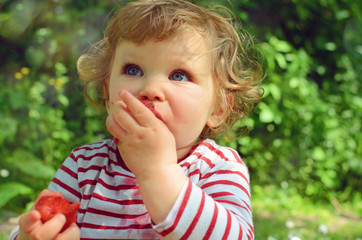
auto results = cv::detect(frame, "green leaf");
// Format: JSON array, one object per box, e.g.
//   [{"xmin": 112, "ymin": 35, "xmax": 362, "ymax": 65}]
[
  {"xmin": 6, "ymin": 149, "xmax": 56, "ymax": 179},
  {"xmin": 0, "ymin": 115, "xmax": 18, "ymax": 144},
  {"xmin": 0, "ymin": 182, "xmax": 33, "ymax": 208},
  {"xmin": 25, "ymin": 46, "xmax": 46, "ymax": 68},
  {"xmin": 275, "ymin": 53, "xmax": 287, "ymax": 69},
  {"xmin": 312, "ymin": 147, "xmax": 325, "ymax": 161},
  {"xmin": 270, "ymin": 36, "xmax": 292, "ymax": 53},
  {"xmin": 268, "ymin": 83, "xmax": 281, "ymax": 102},
  {"xmin": 259, "ymin": 102, "xmax": 274, "ymax": 123},
  {"xmin": 55, "ymin": 62, "xmax": 67, "ymax": 76},
  {"xmin": 57, "ymin": 94, "xmax": 69, "ymax": 106}
]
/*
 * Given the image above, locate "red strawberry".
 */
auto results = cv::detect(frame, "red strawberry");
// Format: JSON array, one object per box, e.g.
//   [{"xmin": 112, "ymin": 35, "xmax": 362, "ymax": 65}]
[
  {"xmin": 141, "ymin": 100, "xmax": 156, "ymax": 114},
  {"xmin": 35, "ymin": 195, "xmax": 80, "ymax": 232}
]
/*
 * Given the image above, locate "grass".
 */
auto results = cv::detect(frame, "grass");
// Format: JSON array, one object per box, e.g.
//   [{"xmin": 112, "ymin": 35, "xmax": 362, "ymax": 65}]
[
  {"xmin": 252, "ymin": 185, "xmax": 362, "ymax": 240},
  {"xmin": 0, "ymin": 209, "xmax": 18, "ymax": 240},
  {"xmin": 0, "ymin": 233, "xmax": 7, "ymax": 240}
]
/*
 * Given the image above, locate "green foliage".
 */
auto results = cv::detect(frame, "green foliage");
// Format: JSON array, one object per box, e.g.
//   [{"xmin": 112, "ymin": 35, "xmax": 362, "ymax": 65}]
[
  {"xmin": 0, "ymin": 0, "xmax": 360, "ymax": 222},
  {"xmin": 0, "ymin": 0, "xmax": 110, "ymax": 211},
  {"xmin": 218, "ymin": 0, "xmax": 362, "ymax": 203},
  {"xmin": 0, "ymin": 182, "xmax": 33, "ymax": 209}
]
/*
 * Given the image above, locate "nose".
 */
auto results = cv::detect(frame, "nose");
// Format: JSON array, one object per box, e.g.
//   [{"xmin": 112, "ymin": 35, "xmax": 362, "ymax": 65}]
[{"xmin": 138, "ymin": 80, "xmax": 165, "ymax": 102}]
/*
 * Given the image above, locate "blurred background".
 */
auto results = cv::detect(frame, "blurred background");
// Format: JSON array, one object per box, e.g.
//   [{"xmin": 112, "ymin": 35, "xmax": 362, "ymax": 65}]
[{"xmin": 0, "ymin": 0, "xmax": 361, "ymax": 239}]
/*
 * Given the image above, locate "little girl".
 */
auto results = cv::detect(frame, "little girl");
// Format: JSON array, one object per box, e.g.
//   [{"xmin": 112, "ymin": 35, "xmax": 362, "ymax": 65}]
[{"xmin": 11, "ymin": 0, "xmax": 263, "ymax": 239}]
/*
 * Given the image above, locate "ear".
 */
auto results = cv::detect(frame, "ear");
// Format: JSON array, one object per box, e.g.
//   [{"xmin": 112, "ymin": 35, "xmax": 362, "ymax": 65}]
[{"xmin": 207, "ymin": 93, "xmax": 234, "ymax": 128}]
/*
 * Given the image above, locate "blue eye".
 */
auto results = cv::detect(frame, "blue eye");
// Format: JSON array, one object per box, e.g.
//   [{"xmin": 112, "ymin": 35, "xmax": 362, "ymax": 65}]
[
  {"xmin": 123, "ymin": 64, "xmax": 143, "ymax": 76},
  {"xmin": 170, "ymin": 71, "xmax": 190, "ymax": 82}
]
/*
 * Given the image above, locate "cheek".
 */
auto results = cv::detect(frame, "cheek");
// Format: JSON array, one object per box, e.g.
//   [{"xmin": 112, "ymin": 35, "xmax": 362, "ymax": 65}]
[{"xmin": 170, "ymin": 92, "xmax": 213, "ymax": 126}]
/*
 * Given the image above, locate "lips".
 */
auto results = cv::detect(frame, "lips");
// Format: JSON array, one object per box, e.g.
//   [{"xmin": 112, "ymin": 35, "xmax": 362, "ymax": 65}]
[{"xmin": 141, "ymin": 100, "xmax": 162, "ymax": 121}]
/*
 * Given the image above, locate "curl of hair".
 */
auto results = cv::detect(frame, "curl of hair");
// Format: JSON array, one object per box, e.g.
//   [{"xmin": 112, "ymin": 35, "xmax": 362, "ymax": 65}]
[{"xmin": 77, "ymin": 0, "xmax": 264, "ymax": 139}]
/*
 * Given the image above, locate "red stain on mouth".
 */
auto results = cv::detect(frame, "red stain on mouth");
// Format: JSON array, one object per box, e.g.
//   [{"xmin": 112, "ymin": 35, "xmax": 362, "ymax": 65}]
[{"xmin": 141, "ymin": 100, "xmax": 156, "ymax": 114}]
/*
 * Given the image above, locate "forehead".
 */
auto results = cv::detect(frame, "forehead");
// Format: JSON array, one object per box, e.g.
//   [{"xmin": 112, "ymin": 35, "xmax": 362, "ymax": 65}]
[{"xmin": 115, "ymin": 30, "xmax": 212, "ymax": 64}]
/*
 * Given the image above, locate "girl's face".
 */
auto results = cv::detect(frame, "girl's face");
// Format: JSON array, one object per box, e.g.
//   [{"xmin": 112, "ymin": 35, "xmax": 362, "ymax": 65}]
[{"xmin": 107, "ymin": 31, "xmax": 222, "ymax": 159}]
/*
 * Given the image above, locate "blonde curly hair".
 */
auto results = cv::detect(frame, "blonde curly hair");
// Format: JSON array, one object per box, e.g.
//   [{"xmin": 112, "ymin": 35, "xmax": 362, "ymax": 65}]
[{"xmin": 77, "ymin": 0, "xmax": 264, "ymax": 139}]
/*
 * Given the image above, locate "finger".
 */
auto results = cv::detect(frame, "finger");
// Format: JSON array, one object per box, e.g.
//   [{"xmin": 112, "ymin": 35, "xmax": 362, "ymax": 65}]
[
  {"xmin": 120, "ymin": 90, "xmax": 157, "ymax": 126},
  {"xmin": 19, "ymin": 210, "xmax": 42, "ymax": 233},
  {"xmin": 55, "ymin": 223, "xmax": 80, "ymax": 240},
  {"xmin": 108, "ymin": 103, "xmax": 146, "ymax": 139},
  {"xmin": 106, "ymin": 114, "xmax": 128, "ymax": 140},
  {"xmin": 31, "ymin": 214, "xmax": 66, "ymax": 240}
]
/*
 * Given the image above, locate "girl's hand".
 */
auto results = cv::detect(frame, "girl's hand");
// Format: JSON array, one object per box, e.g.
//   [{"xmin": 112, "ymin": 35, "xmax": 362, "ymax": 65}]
[
  {"xmin": 17, "ymin": 190, "xmax": 80, "ymax": 240},
  {"xmin": 106, "ymin": 89, "xmax": 178, "ymax": 178}
]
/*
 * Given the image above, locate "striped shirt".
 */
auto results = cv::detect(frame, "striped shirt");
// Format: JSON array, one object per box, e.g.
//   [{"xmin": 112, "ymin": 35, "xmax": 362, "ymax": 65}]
[{"xmin": 9, "ymin": 138, "xmax": 253, "ymax": 240}]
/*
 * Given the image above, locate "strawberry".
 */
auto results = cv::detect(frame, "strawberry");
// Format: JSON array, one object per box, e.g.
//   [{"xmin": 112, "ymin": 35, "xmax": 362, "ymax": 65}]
[
  {"xmin": 35, "ymin": 195, "xmax": 80, "ymax": 232},
  {"xmin": 141, "ymin": 100, "xmax": 156, "ymax": 114}
]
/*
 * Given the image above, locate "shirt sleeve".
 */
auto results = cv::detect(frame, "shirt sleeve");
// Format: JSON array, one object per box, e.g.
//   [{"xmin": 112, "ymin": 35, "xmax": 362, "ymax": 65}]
[
  {"xmin": 8, "ymin": 225, "xmax": 19, "ymax": 240},
  {"xmin": 153, "ymin": 159, "xmax": 254, "ymax": 240},
  {"xmin": 48, "ymin": 152, "xmax": 81, "ymax": 202}
]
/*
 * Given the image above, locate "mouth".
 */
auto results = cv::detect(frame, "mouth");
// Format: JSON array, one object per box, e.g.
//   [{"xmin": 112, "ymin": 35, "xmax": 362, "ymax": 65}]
[
  {"xmin": 154, "ymin": 111, "xmax": 163, "ymax": 121},
  {"xmin": 141, "ymin": 100, "xmax": 162, "ymax": 121}
]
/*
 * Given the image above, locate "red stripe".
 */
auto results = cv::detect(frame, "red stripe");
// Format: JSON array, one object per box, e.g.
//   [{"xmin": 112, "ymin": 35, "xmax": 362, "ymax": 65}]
[
  {"xmin": 217, "ymin": 199, "xmax": 251, "ymax": 216},
  {"xmin": 239, "ymin": 223, "xmax": 244, "ymax": 240},
  {"xmin": 73, "ymin": 152, "xmax": 110, "ymax": 161},
  {"xmin": 84, "ymin": 207, "xmax": 148, "ymax": 219},
  {"xmin": 88, "ymin": 192, "xmax": 144, "ymax": 205},
  {"xmin": 242, "ymin": 199, "xmax": 252, "ymax": 212},
  {"xmin": 201, "ymin": 170, "xmax": 249, "ymax": 184},
  {"xmin": 69, "ymin": 153, "xmax": 76, "ymax": 161},
  {"xmin": 202, "ymin": 180, "xmax": 250, "ymax": 199},
  {"xmin": 158, "ymin": 179, "xmax": 192, "ymax": 236},
  {"xmin": 202, "ymin": 202, "xmax": 218, "ymax": 240},
  {"xmin": 201, "ymin": 141, "xmax": 229, "ymax": 160},
  {"xmin": 179, "ymin": 160, "xmax": 198, "ymax": 169},
  {"xmin": 228, "ymin": 209, "xmax": 254, "ymax": 235},
  {"xmin": 60, "ymin": 165, "xmax": 77, "ymax": 179},
  {"xmin": 227, "ymin": 148, "xmax": 245, "ymax": 165},
  {"xmin": 192, "ymin": 152, "xmax": 215, "ymax": 168},
  {"xmin": 179, "ymin": 161, "xmax": 191, "ymax": 168},
  {"xmin": 226, "ymin": 209, "xmax": 254, "ymax": 239},
  {"xmin": 81, "ymin": 222, "xmax": 152, "ymax": 230},
  {"xmin": 180, "ymin": 191, "xmax": 206, "ymax": 240},
  {"xmin": 248, "ymin": 229, "xmax": 253, "ymax": 240},
  {"xmin": 209, "ymin": 191, "xmax": 233, "ymax": 198},
  {"xmin": 201, "ymin": 141, "xmax": 245, "ymax": 165},
  {"xmin": 221, "ymin": 209, "xmax": 232, "ymax": 240},
  {"xmin": 79, "ymin": 178, "xmax": 138, "ymax": 191},
  {"xmin": 78, "ymin": 179, "xmax": 97, "ymax": 188},
  {"xmin": 78, "ymin": 165, "xmax": 102, "ymax": 173},
  {"xmin": 78, "ymin": 164, "xmax": 134, "ymax": 179},
  {"xmin": 74, "ymin": 141, "xmax": 110, "ymax": 152},
  {"xmin": 188, "ymin": 168, "xmax": 201, "ymax": 178},
  {"xmin": 51, "ymin": 177, "xmax": 81, "ymax": 198}
]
